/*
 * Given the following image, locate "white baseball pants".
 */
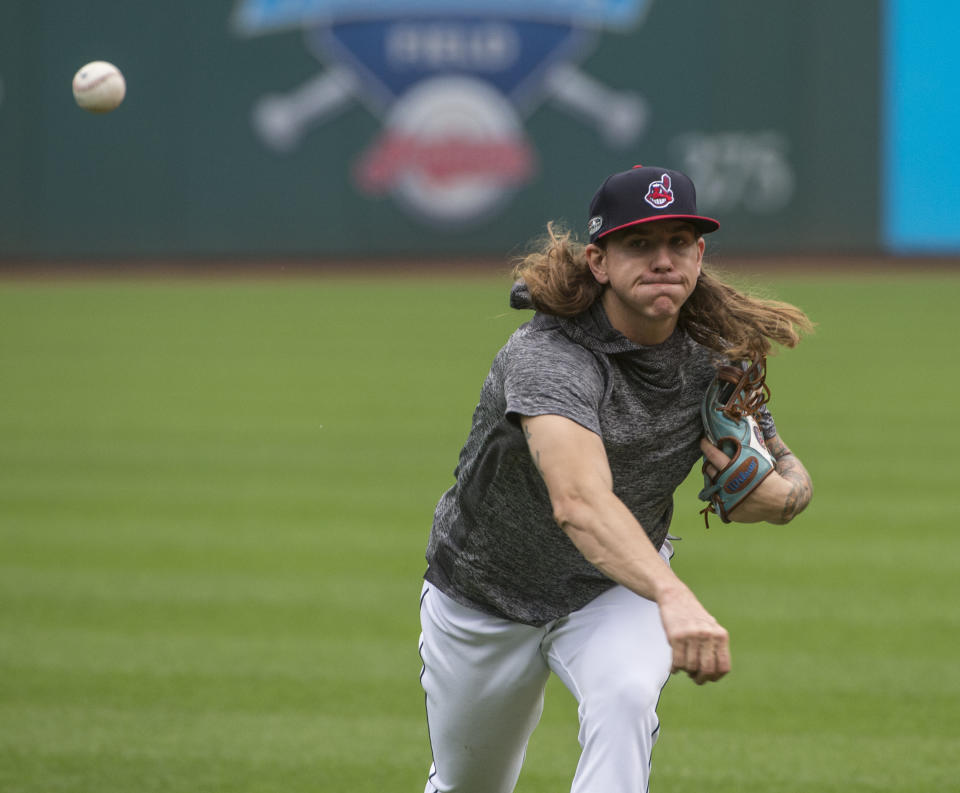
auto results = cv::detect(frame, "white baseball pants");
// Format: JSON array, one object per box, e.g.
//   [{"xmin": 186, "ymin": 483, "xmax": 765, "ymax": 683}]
[{"xmin": 418, "ymin": 541, "xmax": 674, "ymax": 793}]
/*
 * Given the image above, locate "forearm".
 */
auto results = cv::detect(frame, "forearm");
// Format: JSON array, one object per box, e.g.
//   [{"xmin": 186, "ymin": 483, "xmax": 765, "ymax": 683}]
[
  {"xmin": 554, "ymin": 489, "xmax": 686, "ymax": 603},
  {"xmin": 765, "ymin": 436, "xmax": 813, "ymax": 522}
]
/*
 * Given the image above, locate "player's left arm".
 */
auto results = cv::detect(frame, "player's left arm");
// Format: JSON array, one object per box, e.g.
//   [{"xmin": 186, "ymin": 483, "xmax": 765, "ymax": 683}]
[{"xmin": 700, "ymin": 433, "xmax": 812, "ymax": 524}]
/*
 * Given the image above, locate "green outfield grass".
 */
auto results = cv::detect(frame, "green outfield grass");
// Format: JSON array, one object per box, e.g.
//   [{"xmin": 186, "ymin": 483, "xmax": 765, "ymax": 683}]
[{"xmin": 2, "ymin": 270, "xmax": 958, "ymax": 792}]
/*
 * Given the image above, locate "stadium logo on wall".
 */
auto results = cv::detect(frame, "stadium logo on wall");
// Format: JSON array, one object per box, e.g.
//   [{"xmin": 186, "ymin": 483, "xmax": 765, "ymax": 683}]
[{"xmin": 232, "ymin": 0, "xmax": 653, "ymax": 226}]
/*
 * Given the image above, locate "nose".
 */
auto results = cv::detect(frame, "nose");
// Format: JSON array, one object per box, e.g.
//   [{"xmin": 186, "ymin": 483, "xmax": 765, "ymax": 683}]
[{"xmin": 650, "ymin": 241, "xmax": 674, "ymax": 271}]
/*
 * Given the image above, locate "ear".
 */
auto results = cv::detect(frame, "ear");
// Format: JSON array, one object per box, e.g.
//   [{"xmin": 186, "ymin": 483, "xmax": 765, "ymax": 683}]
[
  {"xmin": 696, "ymin": 237, "xmax": 705, "ymax": 275},
  {"xmin": 585, "ymin": 243, "xmax": 609, "ymax": 284}
]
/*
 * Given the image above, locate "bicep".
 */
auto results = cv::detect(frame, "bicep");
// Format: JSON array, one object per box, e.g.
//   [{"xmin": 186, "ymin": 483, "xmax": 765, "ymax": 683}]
[
  {"xmin": 519, "ymin": 414, "xmax": 613, "ymax": 500},
  {"xmin": 518, "ymin": 415, "xmax": 669, "ymax": 591}
]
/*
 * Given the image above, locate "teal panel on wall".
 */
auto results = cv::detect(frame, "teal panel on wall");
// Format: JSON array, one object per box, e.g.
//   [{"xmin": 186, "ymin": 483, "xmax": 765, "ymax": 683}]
[{"xmin": 884, "ymin": 0, "xmax": 960, "ymax": 253}]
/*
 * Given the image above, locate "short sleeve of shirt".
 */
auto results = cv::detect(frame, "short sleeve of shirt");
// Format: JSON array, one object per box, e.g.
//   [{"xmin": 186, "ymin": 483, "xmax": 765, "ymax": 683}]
[
  {"xmin": 756, "ymin": 404, "xmax": 778, "ymax": 440},
  {"xmin": 502, "ymin": 327, "xmax": 606, "ymax": 436}
]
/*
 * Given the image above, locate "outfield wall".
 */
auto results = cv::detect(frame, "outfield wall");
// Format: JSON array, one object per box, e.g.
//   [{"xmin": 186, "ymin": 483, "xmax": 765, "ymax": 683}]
[{"xmin": 0, "ymin": 1, "xmax": 953, "ymax": 259}]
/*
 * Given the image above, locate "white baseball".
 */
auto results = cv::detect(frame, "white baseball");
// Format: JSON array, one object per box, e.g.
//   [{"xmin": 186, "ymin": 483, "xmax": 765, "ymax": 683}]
[{"xmin": 72, "ymin": 61, "xmax": 126, "ymax": 113}]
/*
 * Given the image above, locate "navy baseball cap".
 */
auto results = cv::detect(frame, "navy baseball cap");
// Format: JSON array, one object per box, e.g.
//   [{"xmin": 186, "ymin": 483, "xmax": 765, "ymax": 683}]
[{"xmin": 587, "ymin": 165, "xmax": 720, "ymax": 243}]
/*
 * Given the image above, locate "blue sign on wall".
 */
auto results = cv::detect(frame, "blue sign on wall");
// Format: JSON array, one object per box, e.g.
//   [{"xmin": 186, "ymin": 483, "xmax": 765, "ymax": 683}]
[
  {"xmin": 885, "ymin": 0, "xmax": 960, "ymax": 252},
  {"xmin": 233, "ymin": 0, "xmax": 647, "ymax": 31}
]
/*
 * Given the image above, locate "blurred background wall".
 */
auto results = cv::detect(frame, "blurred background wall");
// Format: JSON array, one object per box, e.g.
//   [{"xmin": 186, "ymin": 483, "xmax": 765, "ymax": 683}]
[{"xmin": 0, "ymin": 0, "xmax": 955, "ymax": 260}]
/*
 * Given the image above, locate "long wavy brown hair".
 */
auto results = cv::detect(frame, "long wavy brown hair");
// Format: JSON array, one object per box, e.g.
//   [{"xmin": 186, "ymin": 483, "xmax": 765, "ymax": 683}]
[{"xmin": 512, "ymin": 222, "xmax": 813, "ymax": 362}]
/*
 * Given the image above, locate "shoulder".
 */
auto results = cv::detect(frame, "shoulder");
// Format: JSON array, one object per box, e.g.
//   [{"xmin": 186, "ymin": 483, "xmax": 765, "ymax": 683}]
[
  {"xmin": 500, "ymin": 317, "xmax": 608, "ymax": 428},
  {"xmin": 504, "ymin": 315, "xmax": 604, "ymax": 372}
]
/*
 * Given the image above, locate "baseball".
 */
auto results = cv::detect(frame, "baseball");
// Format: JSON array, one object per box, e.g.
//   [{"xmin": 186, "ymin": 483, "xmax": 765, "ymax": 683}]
[{"xmin": 72, "ymin": 61, "xmax": 126, "ymax": 113}]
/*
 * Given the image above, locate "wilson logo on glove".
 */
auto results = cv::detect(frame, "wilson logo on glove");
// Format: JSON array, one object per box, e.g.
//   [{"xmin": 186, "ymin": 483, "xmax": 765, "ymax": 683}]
[{"xmin": 723, "ymin": 457, "xmax": 758, "ymax": 494}]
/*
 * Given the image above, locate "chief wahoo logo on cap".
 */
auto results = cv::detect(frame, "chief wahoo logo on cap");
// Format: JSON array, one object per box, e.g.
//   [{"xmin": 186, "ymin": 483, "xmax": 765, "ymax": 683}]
[{"xmin": 644, "ymin": 174, "xmax": 675, "ymax": 209}]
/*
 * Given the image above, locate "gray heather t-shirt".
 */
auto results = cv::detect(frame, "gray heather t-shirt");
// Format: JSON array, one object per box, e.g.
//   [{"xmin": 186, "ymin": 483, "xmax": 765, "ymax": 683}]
[{"xmin": 425, "ymin": 289, "xmax": 776, "ymax": 626}]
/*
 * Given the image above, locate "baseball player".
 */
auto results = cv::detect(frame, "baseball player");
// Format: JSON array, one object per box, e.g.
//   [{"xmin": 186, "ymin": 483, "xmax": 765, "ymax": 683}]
[{"xmin": 419, "ymin": 165, "xmax": 813, "ymax": 793}]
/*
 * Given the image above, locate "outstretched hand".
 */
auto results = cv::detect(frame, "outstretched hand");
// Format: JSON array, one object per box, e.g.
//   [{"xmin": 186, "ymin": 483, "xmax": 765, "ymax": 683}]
[{"xmin": 658, "ymin": 584, "xmax": 731, "ymax": 685}]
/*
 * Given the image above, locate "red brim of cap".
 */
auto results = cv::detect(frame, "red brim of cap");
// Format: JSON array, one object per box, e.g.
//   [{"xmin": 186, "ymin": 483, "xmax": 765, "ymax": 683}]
[{"xmin": 595, "ymin": 214, "xmax": 721, "ymax": 239}]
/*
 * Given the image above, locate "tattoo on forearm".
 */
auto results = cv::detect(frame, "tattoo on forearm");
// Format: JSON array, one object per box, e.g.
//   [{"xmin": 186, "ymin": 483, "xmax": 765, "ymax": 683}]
[
  {"xmin": 768, "ymin": 439, "xmax": 813, "ymax": 521},
  {"xmin": 765, "ymin": 436, "xmax": 792, "ymax": 460}
]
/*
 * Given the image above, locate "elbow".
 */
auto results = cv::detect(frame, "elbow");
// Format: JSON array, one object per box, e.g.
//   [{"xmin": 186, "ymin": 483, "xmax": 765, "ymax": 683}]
[
  {"xmin": 550, "ymin": 490, "xmax": 596, "ymax": 538},
  {"xmin": 551, "ymin": 494, "xmax": 582, "ymax": 534},
  {"xmin": 549, "ymin": 489, "xmax": 618, "ymax": 572},
  {"xmin": 777, "ymin": 482, "xmax": 813, "ymax": 525},
  {"xmin": 769, "ymin": 457, "xmax": 813, "ymax": 525}
]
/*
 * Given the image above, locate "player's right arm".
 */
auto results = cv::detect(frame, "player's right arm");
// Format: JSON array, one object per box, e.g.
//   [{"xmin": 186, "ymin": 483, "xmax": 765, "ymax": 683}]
[{"xmin": 520, "ymin": 413, "xmax": 730, "ymax": 685}]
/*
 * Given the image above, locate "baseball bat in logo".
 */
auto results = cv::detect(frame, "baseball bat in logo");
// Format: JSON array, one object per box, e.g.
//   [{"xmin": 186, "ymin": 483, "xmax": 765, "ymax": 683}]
[{"xmin": 233, "ymin": 0, "xmax": 653, "ymax": 226}]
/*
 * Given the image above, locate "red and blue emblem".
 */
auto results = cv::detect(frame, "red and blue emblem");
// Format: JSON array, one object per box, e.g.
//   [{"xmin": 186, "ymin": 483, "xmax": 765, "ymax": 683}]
[{"xmin": 644, "ymin": 173, "xmax": 675, "ymax": 209}]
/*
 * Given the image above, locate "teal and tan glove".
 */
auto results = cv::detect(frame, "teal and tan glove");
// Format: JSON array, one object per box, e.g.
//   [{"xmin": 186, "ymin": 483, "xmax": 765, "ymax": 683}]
[{"xmin": 698, "ymin": 359, "xmax": 776, "ymax": 526}]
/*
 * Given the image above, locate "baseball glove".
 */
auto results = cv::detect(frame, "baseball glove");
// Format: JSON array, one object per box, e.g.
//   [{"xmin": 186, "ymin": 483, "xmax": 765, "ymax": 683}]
[{"xmin": 698, "ymin": 358, "xmax": 776, "ymax": 526}]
